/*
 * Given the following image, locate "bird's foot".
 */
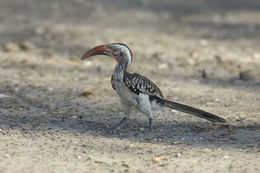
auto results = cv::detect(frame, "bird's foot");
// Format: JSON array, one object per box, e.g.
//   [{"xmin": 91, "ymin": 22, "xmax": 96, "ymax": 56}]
[{"xmin": 108, "ymin": 117, "xmax": 127, "ymax": 131}]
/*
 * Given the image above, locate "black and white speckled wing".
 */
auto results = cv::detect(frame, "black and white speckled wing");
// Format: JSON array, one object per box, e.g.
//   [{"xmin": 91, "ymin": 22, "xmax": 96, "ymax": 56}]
[{"xmin": 123, "ymin": 72, "xmax": 164, "ymax": 99}]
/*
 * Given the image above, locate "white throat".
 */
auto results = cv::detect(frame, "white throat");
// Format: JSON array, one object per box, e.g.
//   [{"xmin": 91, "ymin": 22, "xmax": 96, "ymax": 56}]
[{"xmin": 113, "ymin": 64, "xmax": 125, "ymax": 82}]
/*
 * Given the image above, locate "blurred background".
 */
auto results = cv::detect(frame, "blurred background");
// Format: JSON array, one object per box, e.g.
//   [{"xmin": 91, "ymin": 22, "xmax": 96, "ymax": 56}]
[{"xmin": 1, "ymin": 0, "xmax": 260, "ymax": 81}]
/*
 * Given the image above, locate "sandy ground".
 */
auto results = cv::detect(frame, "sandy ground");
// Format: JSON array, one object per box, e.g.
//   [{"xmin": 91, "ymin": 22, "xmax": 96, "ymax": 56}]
[{"xmin": 0, "ymin": 0, "xmax": 260, "ymax": 172}]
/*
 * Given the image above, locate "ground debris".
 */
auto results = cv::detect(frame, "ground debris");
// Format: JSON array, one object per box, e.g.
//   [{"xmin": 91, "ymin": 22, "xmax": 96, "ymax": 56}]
[
  {"xmin": 122, "ymin": 163, "xmax": 129, "ymax": 168},
  {"xmin": 3, "ymin": 42, "xmax": 20, "ymax": 52},
  {"xmin": 205, "ymin": 102, "xmax": 221, "ymax": 106},
  {"xmin": 201, "ymin": 69, "xmax": 208, "ymax": 79},
  {"xmin": 3, "ymin": 40, "xmax": 35, "ymax": 52},
  {"xmin": 4, "ymin": 154, "xmax": 10, "ymax": 158},
  {"xmin": 18, "ymin": 41, "xmax": 36, "ymax": 51},
  {"xmin": 150, "ymin": 155, "xmax": 168, "ymax": 163},
  {"xmin": 81, "ymin": 89, "xmax": 95, "ymax": 97},
  {"xmin": 0, "ymin": 93, "xmax": 11, "ymax": 98},
  {"xmin": 239, "ymin": 70, "xmax": 254, "ymax": 81},
  {"xmin": 51, "ymin": 110, "xmax": 69, "ymax": 114}
]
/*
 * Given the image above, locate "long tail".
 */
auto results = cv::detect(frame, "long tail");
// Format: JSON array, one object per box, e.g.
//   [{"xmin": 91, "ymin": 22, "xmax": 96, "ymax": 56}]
[{"xmin": 158, "ymin": 99, "xmax": 226, "ymax": 123}]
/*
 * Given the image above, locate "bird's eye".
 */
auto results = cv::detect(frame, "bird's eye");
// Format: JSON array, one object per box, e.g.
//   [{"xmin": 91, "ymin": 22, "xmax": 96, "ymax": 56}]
[{"xmin": 112, "ymin": 48, "xmax": 119, "ymax": 52}]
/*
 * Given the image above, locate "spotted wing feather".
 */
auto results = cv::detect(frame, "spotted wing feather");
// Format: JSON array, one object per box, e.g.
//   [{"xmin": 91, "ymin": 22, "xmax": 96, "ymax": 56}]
[{"xmin": 123, "ymin": 72, "xmax": 164, "ymax": 99}]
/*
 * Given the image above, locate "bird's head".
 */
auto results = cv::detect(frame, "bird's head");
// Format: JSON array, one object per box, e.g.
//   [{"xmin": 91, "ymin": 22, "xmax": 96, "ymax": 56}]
[{"xmin": 81, "ymin": 43, "xmax": 132, "ymax": 67}]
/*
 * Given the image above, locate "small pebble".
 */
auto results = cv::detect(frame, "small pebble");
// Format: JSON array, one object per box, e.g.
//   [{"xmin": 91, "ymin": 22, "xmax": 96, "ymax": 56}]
[
  {"xmin": 239, "ymin": 71, "xmax": 253, "ymax": 81},
  {"xmin": 122, "ymin": 163, "xmax": 129, "ymax": 168},
  {"xmin": 202, "ymin": 69, "xmax": 208, "ymax": 79},
  {"xmin": 0, "ymin": 94, "xmax": 10, "ymax": 98},
  {"xmin": 198, "ymin": 39, "xmax": 209, "ymax": 46},
  {"xmin": 158, "ymin": 63, "xmax": 168, "ymax": 69},
  {"xmin": 35, "ymin": 27, "xmax": 45, "ymax": 34},
  {"xmin": 83, "ymin": 61, "xmax": 93, "ymax": 67},
  {"xmin": 18, "ymin": 40, "xmax": 35, "ymax": 50},
  {"xmin": 4, "ymin": 154, "xmax": 10, "ymax": 158},
  {"xmin": 3, "ymin": 42, "xmax": 20, "ymax": 52}
]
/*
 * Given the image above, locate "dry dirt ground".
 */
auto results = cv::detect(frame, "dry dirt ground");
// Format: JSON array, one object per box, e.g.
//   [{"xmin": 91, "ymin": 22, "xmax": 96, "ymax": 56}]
[{"xmin": 0, "ymin": 0, "xmax": 260, "ymax": 172}]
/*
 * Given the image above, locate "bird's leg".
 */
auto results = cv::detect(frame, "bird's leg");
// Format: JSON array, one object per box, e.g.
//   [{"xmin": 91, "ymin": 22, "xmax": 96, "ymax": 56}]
[
  {"xmin": 138, "ymin": 98, "xmax": 154, "ymax": 132},
  {"xmin": 109, "ymin": 117, "xmax": 127, "ymax": 130},
  {"xmin": 109, "ymin": 101, "xmax": 131, "ymax": 130},
  {"xmin": 147, "ymin": 110, "xmax": 154, "ymax": 132},
  {"xmin": 149, "ymin": 118, "xmax": 153, "ymax": 132}
]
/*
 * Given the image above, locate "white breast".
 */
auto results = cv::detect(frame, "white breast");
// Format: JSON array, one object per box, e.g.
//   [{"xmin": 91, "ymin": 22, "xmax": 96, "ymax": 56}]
[{"xmin": 113, "ymin": 81, "xmax": 138, "ymax": 106}]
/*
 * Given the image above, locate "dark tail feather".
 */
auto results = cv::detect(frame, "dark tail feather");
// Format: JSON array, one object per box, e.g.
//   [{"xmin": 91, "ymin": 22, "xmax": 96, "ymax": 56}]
[{"xmin": 159, "ymin": 99, "xmax": 226, "ymax": 123}]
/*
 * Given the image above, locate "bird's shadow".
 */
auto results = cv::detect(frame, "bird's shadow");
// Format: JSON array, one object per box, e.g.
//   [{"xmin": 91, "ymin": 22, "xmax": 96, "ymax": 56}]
[{"xmin": 1, "ymin": 84, "xmax": 259, "ymax": 150}]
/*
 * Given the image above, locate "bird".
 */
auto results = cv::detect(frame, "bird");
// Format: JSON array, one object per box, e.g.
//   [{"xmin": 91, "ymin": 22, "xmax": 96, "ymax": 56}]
[{"xmin": 81, "ymin": 43, "xmax": 226, "ymax": 132}]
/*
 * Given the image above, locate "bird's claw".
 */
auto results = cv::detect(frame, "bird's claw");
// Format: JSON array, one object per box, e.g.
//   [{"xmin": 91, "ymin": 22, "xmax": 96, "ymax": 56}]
[{"xmin": 108, "ymin": 117, "xmax": 127, "ymax": 131}]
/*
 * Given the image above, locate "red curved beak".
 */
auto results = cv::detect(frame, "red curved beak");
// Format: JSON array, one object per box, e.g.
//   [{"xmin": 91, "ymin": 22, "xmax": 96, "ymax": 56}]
[{"xmin": 81, "ymin": 45, "xmax": 108, "ymax": 61}]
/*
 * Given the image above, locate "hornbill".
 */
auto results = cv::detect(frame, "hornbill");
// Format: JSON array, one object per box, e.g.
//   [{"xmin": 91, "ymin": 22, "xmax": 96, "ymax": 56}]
[{"xmin": 81, "ymin": 43, "xmax": 226, "ymax": 131}]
